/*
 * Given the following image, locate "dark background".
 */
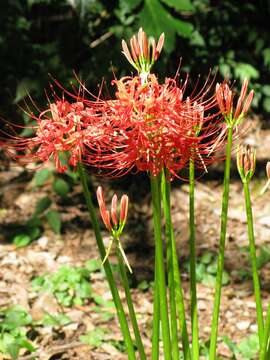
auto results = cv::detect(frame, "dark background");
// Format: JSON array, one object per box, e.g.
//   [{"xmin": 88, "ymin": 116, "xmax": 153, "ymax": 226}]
[{"xmin": 1, "ymin": 0, "xmax": 270, "ymax": 124}]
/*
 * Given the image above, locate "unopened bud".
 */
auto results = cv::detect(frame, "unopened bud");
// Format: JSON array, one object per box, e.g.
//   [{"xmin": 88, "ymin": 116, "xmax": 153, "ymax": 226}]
[
  {"xmin": 237, "ymin": 145, "xmax": 256, "ymax": 181},
  {"xmin": 120, "ymin": 195, "xmax": 129, "ymax": 225},
  {"xmin": 96, "ymin": 186, "xmax": 112, "ymax": 231},
  {"xmin": 111, "ymin": 194, "xmax": 118, "ymax": 226}
]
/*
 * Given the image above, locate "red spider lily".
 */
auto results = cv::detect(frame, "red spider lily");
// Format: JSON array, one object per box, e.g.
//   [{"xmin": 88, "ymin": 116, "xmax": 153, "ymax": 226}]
[
  {"xmin": 86, "ymin": 73, "xmax": 226, "ymax": 177},
  {"xmin": 2, "ymin": 97, "xmax": 109, "ymax": 173},
  {"xmin": 121, "ymin": 28, "xmax": 164, "ymax": 80},
  {"xmin": 216, "ymin": 79, "xmax": 254, "ymax": 124}
]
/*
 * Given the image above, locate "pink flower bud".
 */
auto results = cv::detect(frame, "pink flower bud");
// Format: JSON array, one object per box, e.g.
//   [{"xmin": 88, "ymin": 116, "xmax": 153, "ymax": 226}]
[
  {"xmin": 242, "ymin": 90, "xmax": 254, "ymax": 114},
  {"xmin": 96, "ymin": 186, "xmax": 112, "ymax": 231},
  {"xmin": 120, "ymin": 195, "xmax": 129, "ymax": 224},
  {"xmin": 111, "ymin": 194, "xmax": 118, "ymax": 226}
]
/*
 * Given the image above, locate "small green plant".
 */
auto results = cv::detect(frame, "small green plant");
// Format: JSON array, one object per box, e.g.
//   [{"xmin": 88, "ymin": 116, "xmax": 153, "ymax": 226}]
[
  {"xmin": 80, "ymin": 327, "xmax": 127, "ymax": 353},
  {"xmin": 0, "ymin": 305, "xmax": 35, "ymax": 359},
  {"xmin": 32, "ymin": 260, "xmax": 101, "ymax": 307},
  {"xmin": 184, "ymin": 252, "xmax": 230, "ymax": 287}
]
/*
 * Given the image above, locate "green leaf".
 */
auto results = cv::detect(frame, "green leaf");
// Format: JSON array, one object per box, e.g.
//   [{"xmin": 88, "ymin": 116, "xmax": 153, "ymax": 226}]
[
  {"xmin": 263, "ymin": 48, "xmax": 270, "ymax": 68},
  {"xmin": 85, "ymin": 259, "xmax": 101, "ymax": 273},
  {"xmin": 237, "ymin": 334, "xmax": 259, "ymax": 359},
  {"xmin": 119, "ymin": 0, "xmax": 142, "ymax": 12},
  {"xmin": 161, "ymin": 0, "xmax": 194, "ymax": 11},
  {"xmin": 3, "ymin": 306, "xmax": 32, "ymax": 330},
  {"xmin": 80, "ymin": 328, "xmax": 107, "ymax": 347},
  {"xmin": 263, "ymin": 98, "xmax": 270, "ymax": 113},
  {"xmin": 139, "ymin": 0, "xmax": 193, "ymax": 52},
  {"xmin": 200, "ymin": 252, "xmax": 213, "ymax": 265},
  {"xmin": 13, "ymin": 78, "xmax": 38, "ymax": 104},
  {"xmin": 261, "ymin": 85, "xmax": 270, "ymax": 96},
  {"xmin": 257, "ymin": 245, "xmax": 270, "ymax": 268},
  {"xmin": 34, "ymin": 168, "xmax": 52, "ymax": 187},
  {"xmin": 53, "ymin": 178, "xmax": 70, "ymax": 198},
  {"xmin": 13, "ymin": 234, "xmax": 32, "ymax": 248},
  {"xmin": 35, "ymin": 196, "xmax": 52, "ymax": 215},
  {"xmin": 46, "ymin": 210, "xmax": 61, "ymax": 234},
  {"xmin": 41, "ymin": 313, "xmax": 71, "ymax": 327},
  {"xmin": 27, "ymin": 226, "xmax": 41, "ymax": 240},
  {"xmin": 234, "ymin": 63, "xmax": 259, "ymax": 81}
]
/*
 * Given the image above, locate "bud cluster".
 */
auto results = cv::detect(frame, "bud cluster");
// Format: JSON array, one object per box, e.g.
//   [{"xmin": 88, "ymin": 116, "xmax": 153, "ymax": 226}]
[
  {"xmin": 96, "ymin": 186, "xmax": 129, "ymax": 235},
  {"xmin": 216, "ymin": 79, "xmax": 254, "ymax": 127},
  {"xmin": 121, "ymin": 28, "xmax": 164, "ymax": 82},
  {"xmin": 237, "ymin": 145, "xmax": 256, "ymax": 182}
]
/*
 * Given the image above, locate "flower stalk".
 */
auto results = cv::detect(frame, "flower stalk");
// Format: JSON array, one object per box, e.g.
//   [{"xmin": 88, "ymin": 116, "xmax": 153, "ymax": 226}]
[
  {"xmin": 77, "ymin": 164, "xmax": 136, "ymax": 360},
  {"xmin": 150, "ymin": 174, "xmax": 172, "ymax": 360},
  {"xmin": 189, "ymin": 158, "xmax": 199, "ymax": 360},
  {"xmin": 96, "ymin": 185, "xmax": 146, "ymax": 359},
  {"xmin": 237, "ymin": 146, "xmax": 264, "ymax": 347}
]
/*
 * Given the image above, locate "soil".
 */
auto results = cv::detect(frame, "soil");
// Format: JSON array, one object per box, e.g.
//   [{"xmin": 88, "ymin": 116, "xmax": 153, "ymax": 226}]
[{"xmin": 1, "ymin": 117, "xmax": 270, "ymax": 359}]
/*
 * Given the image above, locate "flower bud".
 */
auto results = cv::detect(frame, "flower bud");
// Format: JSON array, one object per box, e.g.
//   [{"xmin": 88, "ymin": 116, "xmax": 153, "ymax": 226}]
[
  {"xmin": 111, "ymin": 194, "xmax": 118, "ymax": 226},
  {"xmin": 237, "ymin": 145, "xmax": 256, "ymax": 181},
  {"xmin": 120, "ymin": 194, "xmax": 129, "ymax": 225},
  {"xmin": 266, "ymin": 162, "xmax": 270, "ymax": 179},
  {"xmin": 121, "ymin": 28, "xmax": 164, "ymax": 77}
]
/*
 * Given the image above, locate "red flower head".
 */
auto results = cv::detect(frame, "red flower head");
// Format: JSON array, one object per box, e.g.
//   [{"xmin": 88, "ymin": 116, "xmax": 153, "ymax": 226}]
[
  {"xmin": 87, "ymin": 72, "xmax": 225, "ymax": 178},
  {"xmin": 3, "ymin": 95, "xmax": 108, "ymax": 173}
]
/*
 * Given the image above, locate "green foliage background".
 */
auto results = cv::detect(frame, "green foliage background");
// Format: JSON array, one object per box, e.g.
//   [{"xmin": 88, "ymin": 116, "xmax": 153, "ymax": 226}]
[{"xmin": 1, "ymin": 0, "xmax": 270, "ymax": 120}]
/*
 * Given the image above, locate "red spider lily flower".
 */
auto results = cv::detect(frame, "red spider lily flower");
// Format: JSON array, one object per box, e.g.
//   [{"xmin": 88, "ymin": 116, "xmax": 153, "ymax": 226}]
[
  {"xmin": 86, "ymin": 73, "xmax": 226, "ymax": 178},
  {"xmin": 2, "ymin": 97, "xmax": 108, "ymax": 173},
  {"xmin": 121, "ymin": 28, "xmax": 164, "ymax": 81},
  {"xmin": 216, "ymin": 79, "xmax": 254, "ymax": 126}
]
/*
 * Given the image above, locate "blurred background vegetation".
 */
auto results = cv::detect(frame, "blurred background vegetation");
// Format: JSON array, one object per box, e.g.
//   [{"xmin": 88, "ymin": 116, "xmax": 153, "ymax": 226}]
[{"xmin": 1, "ymin": 0, "xmax": 270, "ymax": 123}]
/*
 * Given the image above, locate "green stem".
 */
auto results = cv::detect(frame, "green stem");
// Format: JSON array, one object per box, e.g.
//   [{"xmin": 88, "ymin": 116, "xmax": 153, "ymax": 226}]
[
  {"xmin": 150, "ymin": 174, "xmax": 172, "ymax": 360},
  {"xmin": 161, "ymin": 171, "xmax": 180, "ymax": 360},
  {"xmin": 189, "ymin": 158, "xmax": 199, "ymax": 360},
  {"xmin": 116, "ymin": 242, "xmax": 147, "ymax": 360},
  {"xmin": 209, "ymin": 126, "xmax": 233, "ymax": 360},
  {"xmin": 243, "ymin": 180, "xmax": 264, "ymax": 347},
  {"xmin": 151, "ymin": 255, "xmax": 160, "ymax": 360},
  {"xmin": 260, "ymin": 303, "xmax": 270, "ymax": 360},
  {"xmin": 161, "ymin": 170, "xmax": 191, "ymax": 360},
  {"xmin": 77, "ymin": 163, "xmax": 136, "ymax": 360}
]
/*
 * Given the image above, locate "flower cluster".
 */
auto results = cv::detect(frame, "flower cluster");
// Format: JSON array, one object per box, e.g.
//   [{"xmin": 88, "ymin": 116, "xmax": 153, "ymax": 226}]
[
  {"xmin": 2, "ymin": 28, "xmax": 254, "ymax": 179},
  {"xmin": 3, "ymin": 98, "xmax": 108, "ymax": 172}
]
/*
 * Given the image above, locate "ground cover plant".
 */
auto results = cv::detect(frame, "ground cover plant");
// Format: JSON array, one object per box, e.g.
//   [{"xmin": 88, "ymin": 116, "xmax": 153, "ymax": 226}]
[{"xmin": 1, "ymin": 27, "xmax": 270, "ymax": 359}]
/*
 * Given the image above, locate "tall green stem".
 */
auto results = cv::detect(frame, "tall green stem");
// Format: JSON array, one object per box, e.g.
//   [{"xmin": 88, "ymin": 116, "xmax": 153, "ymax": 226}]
[
  {"xmin": 116, "ymin": 243, "xmax": 146, "ymax": 360},
  {"xmin": 161, "ymin": 171, "xmax": 180, "ymax": 360},
  {"xmin": 161, "ymin": 170, "xmax": 191, "ymax": 360},
  {"xmin": 77, "ymin": 164, "xmax": 136, "ymax": 360},
  {"xmin": 260, "ymin": 303, "xmax": 270, "ymax": 360},
  {"xmin": 189, "ymin": 158, "xmax": 199, "ymax": 359},
  {"xmin": 209, "ymin": 126, "xmax": 233, "ymax": 359},
  {"xmin": 243, "ymin": 180, "xmax": 264, "ymax": 347},
  {"xmin": 151, "ymin": 255, "xmax": 160, "ymax": 360},
  {"xmin": 150, "ymin": 174, "xmax": 172, "ymax": 360}
]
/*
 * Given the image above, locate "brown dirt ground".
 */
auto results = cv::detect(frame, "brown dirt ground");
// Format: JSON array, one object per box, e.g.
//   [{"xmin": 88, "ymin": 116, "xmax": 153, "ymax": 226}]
[{"xmin": 1, "ymin": 117, "xmax": 270, "ymax": 359}]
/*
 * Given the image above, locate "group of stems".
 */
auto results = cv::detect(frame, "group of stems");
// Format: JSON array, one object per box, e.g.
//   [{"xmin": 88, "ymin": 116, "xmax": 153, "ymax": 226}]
[
  {"xmin": 78, "ymin": 163, "xmax": 145, "ymax": 360},
  {"xmin": 79, "ymin": 116, "xmax": 270, "ymax": 359}
]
